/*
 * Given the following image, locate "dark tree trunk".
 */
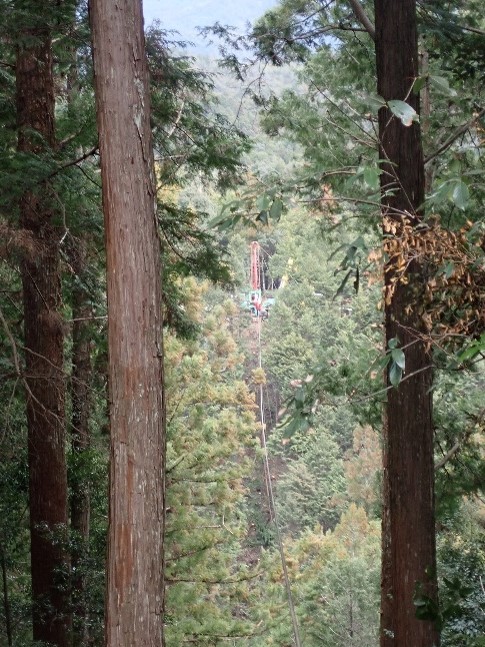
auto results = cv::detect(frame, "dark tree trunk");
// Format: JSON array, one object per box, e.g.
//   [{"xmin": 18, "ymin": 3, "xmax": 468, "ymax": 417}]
[
  {"xmin": 91, "ymin": 1, "xmax": 166, "ymax": 645},
  {"xmin": 16, "ymin": 18, "xmax": 70, "ymax": 647},
  {"xmin": 1, "ymin": 546, "xmax": 13, "ymax": 647},
  {"xmin": 70, "ymin": 239, "xmax": 92, "ymax": 647},
  {"xmin": 374, "ymin": 1, "xmax": 439, "ymax": 646}
]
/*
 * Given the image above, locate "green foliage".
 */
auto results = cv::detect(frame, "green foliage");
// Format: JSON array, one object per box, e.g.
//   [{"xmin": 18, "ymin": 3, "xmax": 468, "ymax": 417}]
[
  {"xmin": 261, "ymin": 208, "xmax": 383, "ymax": 435},
  {"xmin": 437, "ymin": 506, "xmax": 485, "ymax": 644},
  {"xmin": 457, "ymin": 333, "xmax": 485, "ymax": 363},
  {"xmin": 296, "ymin": 505, "xmax": 380, "ymax": 647},
  {"xmin": 147, "ymin": 24, "xmax": 251, "ymax": 189},
  {"xmin": 248, "ymin": 505, "xmax": 381, "ymax": 646},
  {"xmin": 250, "ymin": 0, "xmax": 375, "ymax": 66},
  {"xmin": 380, "ymin": 337, "xmax": 406, "ymax": 388},
  {"xmin": 387, "ymin": 99, "xmax": 419, "ymax": 126},
  {"xmin": 431, "ymin": 362, "xmax": 485, "ymax": 517},
  {"xmin": 274, "ymin": 425, "xmax": 346, "ymax": 533},
  {"xmin": 0, "ymin": 0, "xmax": 484, "ymax": 642},
  {"xmin": 164, "ymin": 288, "xmax": 260, "ymax": 644},
  {"xmin": 169, "ymin": 2, "xmax": 484, "ymax": 643},
  {"xmin": 0, "ymin": 5, "xmax": 254, "ymax": 642},
  {"xmin": 421, "ymin": 1, "xmax": 485, "ymax": 83}
]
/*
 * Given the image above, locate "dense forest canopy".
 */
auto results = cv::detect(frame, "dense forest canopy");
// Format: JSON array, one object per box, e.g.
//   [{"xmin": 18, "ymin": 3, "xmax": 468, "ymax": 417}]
[{"xmin": 0, "ymin": 0, "xmax": 484, "ymax": 646}]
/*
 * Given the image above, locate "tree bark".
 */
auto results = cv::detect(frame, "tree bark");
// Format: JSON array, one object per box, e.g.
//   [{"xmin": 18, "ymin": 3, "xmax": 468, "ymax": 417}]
[
  {"xmin": 90, "ymin": 1, "xmax": 166, "ymax": 645},
  {"xmin": 16, "ymin": 15, "xmax": 70, "ymax": 647},
  {"xmin": 374, "ymin": 1, "xmax": 440, "ymax": 646},
  {"xmin": 1, "ymin": 545, "xmax": 13, "ymax": 647}
]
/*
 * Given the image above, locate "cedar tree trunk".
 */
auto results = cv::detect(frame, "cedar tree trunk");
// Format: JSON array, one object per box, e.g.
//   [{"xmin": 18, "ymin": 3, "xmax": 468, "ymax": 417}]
[
  {"xmin": 90, "ymin": 1, "xmax": 166, "ymax": 645},
  {"xmin": 16, "ymin": 17, "xmax": 70, "ymax": 647},
  {"xmin": 374, "ymin": 1, "xmax": 440, "ymax": 646}
]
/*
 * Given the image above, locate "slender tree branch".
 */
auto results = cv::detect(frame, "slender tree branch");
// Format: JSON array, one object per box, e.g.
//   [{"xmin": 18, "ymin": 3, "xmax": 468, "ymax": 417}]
[
  {"xmin": 434, "ymin": 435, "xmax": 468, "ymax": 470},
  {"xmin": 0, "ymin": 307, "xmax": 65, "ymax": 440},
  {"xmin": 68, "ymin": 315, "xmax": 107, "ymax": 323},
  {"xmin": 435, "ymin": 406, "xmax": 485, "ymax": 470},
  {"xmin": 460, "ymin": 25, "xmax": 485, "ymax": 35},
  {"xmin": 166, "ymin": 570, "xmax": 261, "ymax": 585},
  {"xmin": 348, "ymin": 0, "xmax": 375, "ymax": 40},
  {"xmin": 58, "ymin": 131, "xmax": 85, "ymax": 149},
  {"xmin": 181, "ymin": 632, "xmax": 262, "ymax": 643},
  {"xmin": 425, "ymin": 107, "xmax": 485, "ymax": 164},
  {"xmin": 0, "ymin": 306, "xmax": 21, "ymax": 378},
  {"xmin": 76, "ymin": 163, "xmax": 102, "ymax": 188},
  {"xmin": 165, "ymin": 99, "xmax": 185, "ymax": 140},
  {"xmin": 47, "ymin": 146, "xmax": 98, "ymax": 179},
  {"xmin": 165, "ymin": 540, "xmax": 225, "ymax": 564}
]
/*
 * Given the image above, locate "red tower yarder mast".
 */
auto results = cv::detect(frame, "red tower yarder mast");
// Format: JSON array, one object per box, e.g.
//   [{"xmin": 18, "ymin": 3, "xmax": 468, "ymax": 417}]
[{"xmin": 250, "ymin": 241, "xmax": 260, "ymax": 291}]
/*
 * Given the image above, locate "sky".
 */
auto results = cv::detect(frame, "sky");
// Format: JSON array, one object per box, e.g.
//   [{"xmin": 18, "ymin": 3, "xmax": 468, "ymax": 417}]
[{"xmin": 142, "ymin": 0, "xmax": 277, "ymax": 51}]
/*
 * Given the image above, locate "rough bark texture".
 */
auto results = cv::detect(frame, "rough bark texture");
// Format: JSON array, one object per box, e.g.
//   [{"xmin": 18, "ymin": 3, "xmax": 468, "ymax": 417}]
[
  {"xmin": 1, "ymin": 547, "xmax": 13, "ymax": 647},
  {"xmin": 91, "ymin": 1, "xmax": 166, "ymax": 645},
  {"xmin": 375, "ymin": 1, "xmax": 439, "ymax": 646},
  {"xmin": 16, "ymin": 19, "xmax": 70, "ymax": 647},
  {"xmin": 70, "ymin": 239, "xmax": 92, "ymax": 647}
]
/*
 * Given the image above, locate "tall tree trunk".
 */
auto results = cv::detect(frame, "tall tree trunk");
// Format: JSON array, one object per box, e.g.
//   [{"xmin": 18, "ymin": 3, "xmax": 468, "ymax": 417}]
[
  {"xmin": 374, "ymin": 1, "xmax": 439, "ymax": 646},
  {"xmin": 16, "ymin": 16, "xmax": 70, "ymax": 647},
  {"xmin": 90, "ymin": 1, "xmax": 166, "ymax": 645},
  {"xmin": 70, "ymin": 238, "xmax": 92, "ymax": 647},
  {"xmin": 0, "ymin": 545, "xmax": 13, "ymax": 647}
]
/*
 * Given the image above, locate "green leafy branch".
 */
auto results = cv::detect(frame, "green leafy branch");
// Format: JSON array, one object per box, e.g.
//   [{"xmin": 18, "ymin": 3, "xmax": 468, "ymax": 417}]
[
  {"xmin": 414, "ymin": 576, "xmax": 475, "ymax": 632},
  {"xmin": 208, "ymin": 186, "xmax": 287, "ymax": 231},
  {"xmin": 378, "ymin": 337, "xmax": 406, "ymax": 388}
]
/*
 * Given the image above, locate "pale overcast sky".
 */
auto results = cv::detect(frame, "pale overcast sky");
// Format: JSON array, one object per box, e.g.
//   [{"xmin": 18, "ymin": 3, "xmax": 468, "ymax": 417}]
[{"xmin": 142, "ymin": 0, "xmax": 276, "ymax": 49}]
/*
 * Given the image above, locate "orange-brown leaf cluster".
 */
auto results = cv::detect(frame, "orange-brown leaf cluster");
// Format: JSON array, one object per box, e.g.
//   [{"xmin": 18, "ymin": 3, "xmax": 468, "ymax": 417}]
[{"xmin": 382, "ymin": 215, "xmax": 485, "ymax": 342}]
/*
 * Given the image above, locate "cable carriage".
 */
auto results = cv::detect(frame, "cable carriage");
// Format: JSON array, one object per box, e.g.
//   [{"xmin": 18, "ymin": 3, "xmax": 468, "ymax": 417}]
[{"xmin": 240, "ymin": 241, "xmax": 276, "ymax": 319}]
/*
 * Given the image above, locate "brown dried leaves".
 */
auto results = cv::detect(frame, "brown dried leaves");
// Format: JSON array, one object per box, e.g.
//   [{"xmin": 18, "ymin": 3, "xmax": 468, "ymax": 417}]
[{"xmin": 380, "ymin": 215, "xmax": 485, "ymax": 342}]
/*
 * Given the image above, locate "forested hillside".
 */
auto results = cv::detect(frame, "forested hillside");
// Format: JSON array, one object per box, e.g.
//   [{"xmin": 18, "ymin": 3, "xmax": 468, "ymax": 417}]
[{"xmin": 0, "ymin": 1, "xmax": 484, "ymax": 646}]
